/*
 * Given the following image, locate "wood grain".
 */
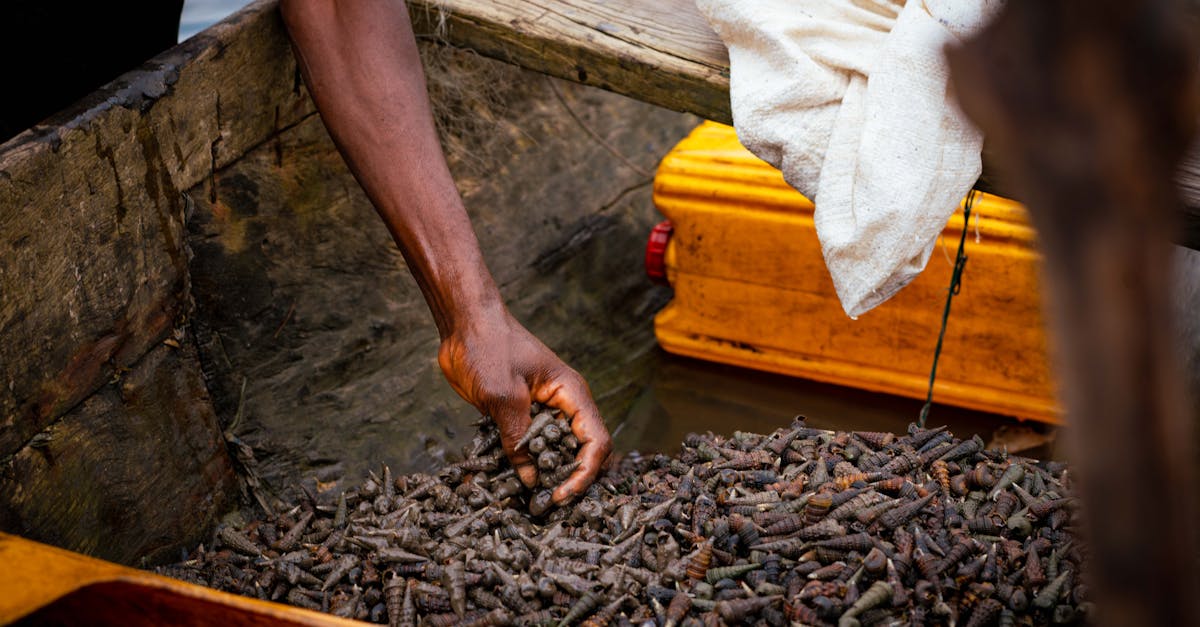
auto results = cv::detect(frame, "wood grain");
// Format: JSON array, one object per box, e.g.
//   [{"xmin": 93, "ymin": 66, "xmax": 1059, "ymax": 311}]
[
  {"xmin": 0, "ymin": 0, "xmax": 300, "ymax": 563},
  {"xmin": 407, "ymin": 0, "xmax": 731, "ymax": 123},
  {"xmin": 0, "ymin": 342, "xmax": 236, "ymax": 566},
  {"xmin": 0, "ymin": 0, "xmax": 313, "ymax": 457}
]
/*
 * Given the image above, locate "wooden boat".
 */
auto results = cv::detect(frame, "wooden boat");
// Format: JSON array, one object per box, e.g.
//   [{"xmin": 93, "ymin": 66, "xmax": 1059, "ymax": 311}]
[
  {"xmin": 2, "ymin": 0, "xmax": 1198, "ymax": 622},
  {"xmin": 0, "ymin": 0, "xmax": 699, "ymax": 593}
]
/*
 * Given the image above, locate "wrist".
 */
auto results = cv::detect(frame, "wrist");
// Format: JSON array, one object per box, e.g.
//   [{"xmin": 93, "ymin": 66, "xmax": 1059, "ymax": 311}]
[{"xmin": 433, "ymin": 270, "xmax": 506, "ymax": 339}]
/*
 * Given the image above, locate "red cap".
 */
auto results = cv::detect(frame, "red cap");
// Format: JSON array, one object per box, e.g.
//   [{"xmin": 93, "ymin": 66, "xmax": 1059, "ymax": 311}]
[{"xmin": 645, "ymin": 220, "xmax": 674, "ymax": 285}]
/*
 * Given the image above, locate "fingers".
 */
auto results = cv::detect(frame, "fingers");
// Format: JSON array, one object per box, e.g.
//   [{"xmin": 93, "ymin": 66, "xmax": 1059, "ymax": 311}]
[
  {"xmin": 552, "ymin": 424, "xmax": 610, "ymax": 503},
  {"xmin": 537, "ymin": 372, "xmax": 612, "ymax": 504},
  {"xmin": 490, "ymin": 388, "xmax": 538, "ymax": 488}
]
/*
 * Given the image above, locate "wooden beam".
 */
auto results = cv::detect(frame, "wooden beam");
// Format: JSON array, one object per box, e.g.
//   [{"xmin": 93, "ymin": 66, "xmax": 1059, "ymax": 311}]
[
  {"xmin": 406, "ymin": 0, "xmax": 1200, "ymax": 250},
  {"xmin": 949, "ymin": 0, "xmax": 1199, "ymax": 623},
  {"xmin": 406, "ymin": 0, "xmax": 731, "ymax": 123}
]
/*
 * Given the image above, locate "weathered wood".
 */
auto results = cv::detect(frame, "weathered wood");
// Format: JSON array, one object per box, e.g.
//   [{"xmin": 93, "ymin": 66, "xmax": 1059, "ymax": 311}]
[
  {"xmin": 186, "ymin": 43, "xmax": 696, "ymax": 488},
  {"xmin": 407, "ymin": 0, "xmax": 730, "ymax": 124},
  {"xmin": 0, "ymin": 0, "xmax": 306, "ymax": 564},
  {"xmin": 406, "ymin": 0, "xmax": 1200, "ymax": 250},
  {"xmin": 0, "ymin": 341, "xmax": 236, "ymax": 566},
  {"xmin": 0, "ymin": 0, "xmax": 312, "ymax": 457},
  {"xmin": 0, "ymin": 0, "xmax": 693, "ymax": 560},
  {"xmin": 949, "ymin": 0, "xmax": 1199, "ymax": 624}
]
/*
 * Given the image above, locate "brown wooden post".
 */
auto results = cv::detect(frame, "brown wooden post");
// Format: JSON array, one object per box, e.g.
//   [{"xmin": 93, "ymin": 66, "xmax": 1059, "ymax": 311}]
[{"xmin": 948, "ymin": 1, "xmax": 1200, "ymax": 624}]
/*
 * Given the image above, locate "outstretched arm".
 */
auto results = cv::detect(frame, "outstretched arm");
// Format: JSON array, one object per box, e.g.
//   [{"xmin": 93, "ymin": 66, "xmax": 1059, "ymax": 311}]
[{"xmin": 279, "ymin": 0, "xmax": 611, "ymax": 502}]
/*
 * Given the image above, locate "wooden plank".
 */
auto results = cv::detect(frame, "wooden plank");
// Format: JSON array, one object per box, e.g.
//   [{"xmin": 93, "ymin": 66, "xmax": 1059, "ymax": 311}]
[
  {"xmin": 0, "ymin": 0, "xmax": 313, "ymax": 457},
  {"xmin": 0, "ymin": 342, "xmax": 236, "ymax": 566},
  {"xmin": 407, "ymin": 0, "xmax": 731, "ymax": 123},
  {"xmin": 1, "ymin": 533, "xmax": 358, "ymax": 626}
]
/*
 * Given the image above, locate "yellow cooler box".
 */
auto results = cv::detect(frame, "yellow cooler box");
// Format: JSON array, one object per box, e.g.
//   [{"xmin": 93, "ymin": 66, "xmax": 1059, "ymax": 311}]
[{"xmin": 648, "ymin": 122, "xmax": 1058, "ymax": 423}]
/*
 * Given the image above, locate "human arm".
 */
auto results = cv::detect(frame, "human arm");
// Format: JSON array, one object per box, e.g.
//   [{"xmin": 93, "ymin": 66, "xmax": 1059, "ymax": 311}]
[{"xmin": 278, "ymin": 0, "xmax": 611, "ymax": 502}]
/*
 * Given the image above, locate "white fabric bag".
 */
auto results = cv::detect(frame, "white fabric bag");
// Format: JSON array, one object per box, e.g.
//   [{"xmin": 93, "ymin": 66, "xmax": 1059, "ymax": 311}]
[{"xmin": 695, "ymin": 0, "xmax": 1003, "ymax": 317}]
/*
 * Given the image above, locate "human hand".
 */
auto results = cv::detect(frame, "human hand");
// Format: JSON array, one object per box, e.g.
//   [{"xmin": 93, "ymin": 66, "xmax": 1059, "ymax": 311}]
[
  {"xmin": 437, "ymin": 303, "xmax": 612, "ymax": 503},
  {"xmin": 281, "ymin": 0, "xmax": 609, "ymax": 504}
]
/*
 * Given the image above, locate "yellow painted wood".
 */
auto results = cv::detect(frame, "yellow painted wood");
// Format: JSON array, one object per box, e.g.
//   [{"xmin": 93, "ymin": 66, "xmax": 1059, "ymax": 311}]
[
  {"xmin": 0, "ymin": 532, "xmax": 357, "ymax": 626},
  {"xmin": 652, "ymin": 122, "xmax": 1059, "ymax": 423}
]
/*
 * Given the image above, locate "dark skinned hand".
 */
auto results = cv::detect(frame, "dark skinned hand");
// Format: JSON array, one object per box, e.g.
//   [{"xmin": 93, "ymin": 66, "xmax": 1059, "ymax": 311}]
[
  {"xmin": 280, "ymin": 0, "xmax": 611, "ymax": 503},
  {"xmin": 438, "ymin": 302, "xmax": 612, "ymax": 504}
]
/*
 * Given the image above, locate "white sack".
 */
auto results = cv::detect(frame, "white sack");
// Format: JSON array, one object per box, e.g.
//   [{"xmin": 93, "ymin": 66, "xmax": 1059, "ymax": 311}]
[{"xmin": 696, "ymin": 0, "xmax": 1003, "ymax": 317}]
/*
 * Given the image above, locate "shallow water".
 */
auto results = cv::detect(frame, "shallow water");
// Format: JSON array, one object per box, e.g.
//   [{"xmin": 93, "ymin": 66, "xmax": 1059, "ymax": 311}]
[{"xmin": 614, "ymin": 348, "xmax": 1062, "ymax": 460}]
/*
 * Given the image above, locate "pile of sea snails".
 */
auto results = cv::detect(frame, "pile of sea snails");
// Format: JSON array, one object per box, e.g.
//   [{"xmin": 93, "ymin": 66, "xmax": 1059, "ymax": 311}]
[{"xmin": 157, "ymin": 410, "xmax": 1087, "ymax": 626}]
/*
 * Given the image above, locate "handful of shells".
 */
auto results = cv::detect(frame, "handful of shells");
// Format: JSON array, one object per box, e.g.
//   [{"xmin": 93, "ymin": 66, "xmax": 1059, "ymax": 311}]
[
  {"xmin": 518, "ymin": 407, "xmax": 583, "ymax": 516},
  {"xmin": 159, "ymin": 414, "xmax": 1086, "ymax": 626}
]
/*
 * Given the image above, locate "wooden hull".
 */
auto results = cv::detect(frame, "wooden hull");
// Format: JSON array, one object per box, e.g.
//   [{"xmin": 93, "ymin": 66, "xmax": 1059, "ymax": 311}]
[{"xmin": 0, "ymin": 0, "xmax": 696, "ymax": 564}]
